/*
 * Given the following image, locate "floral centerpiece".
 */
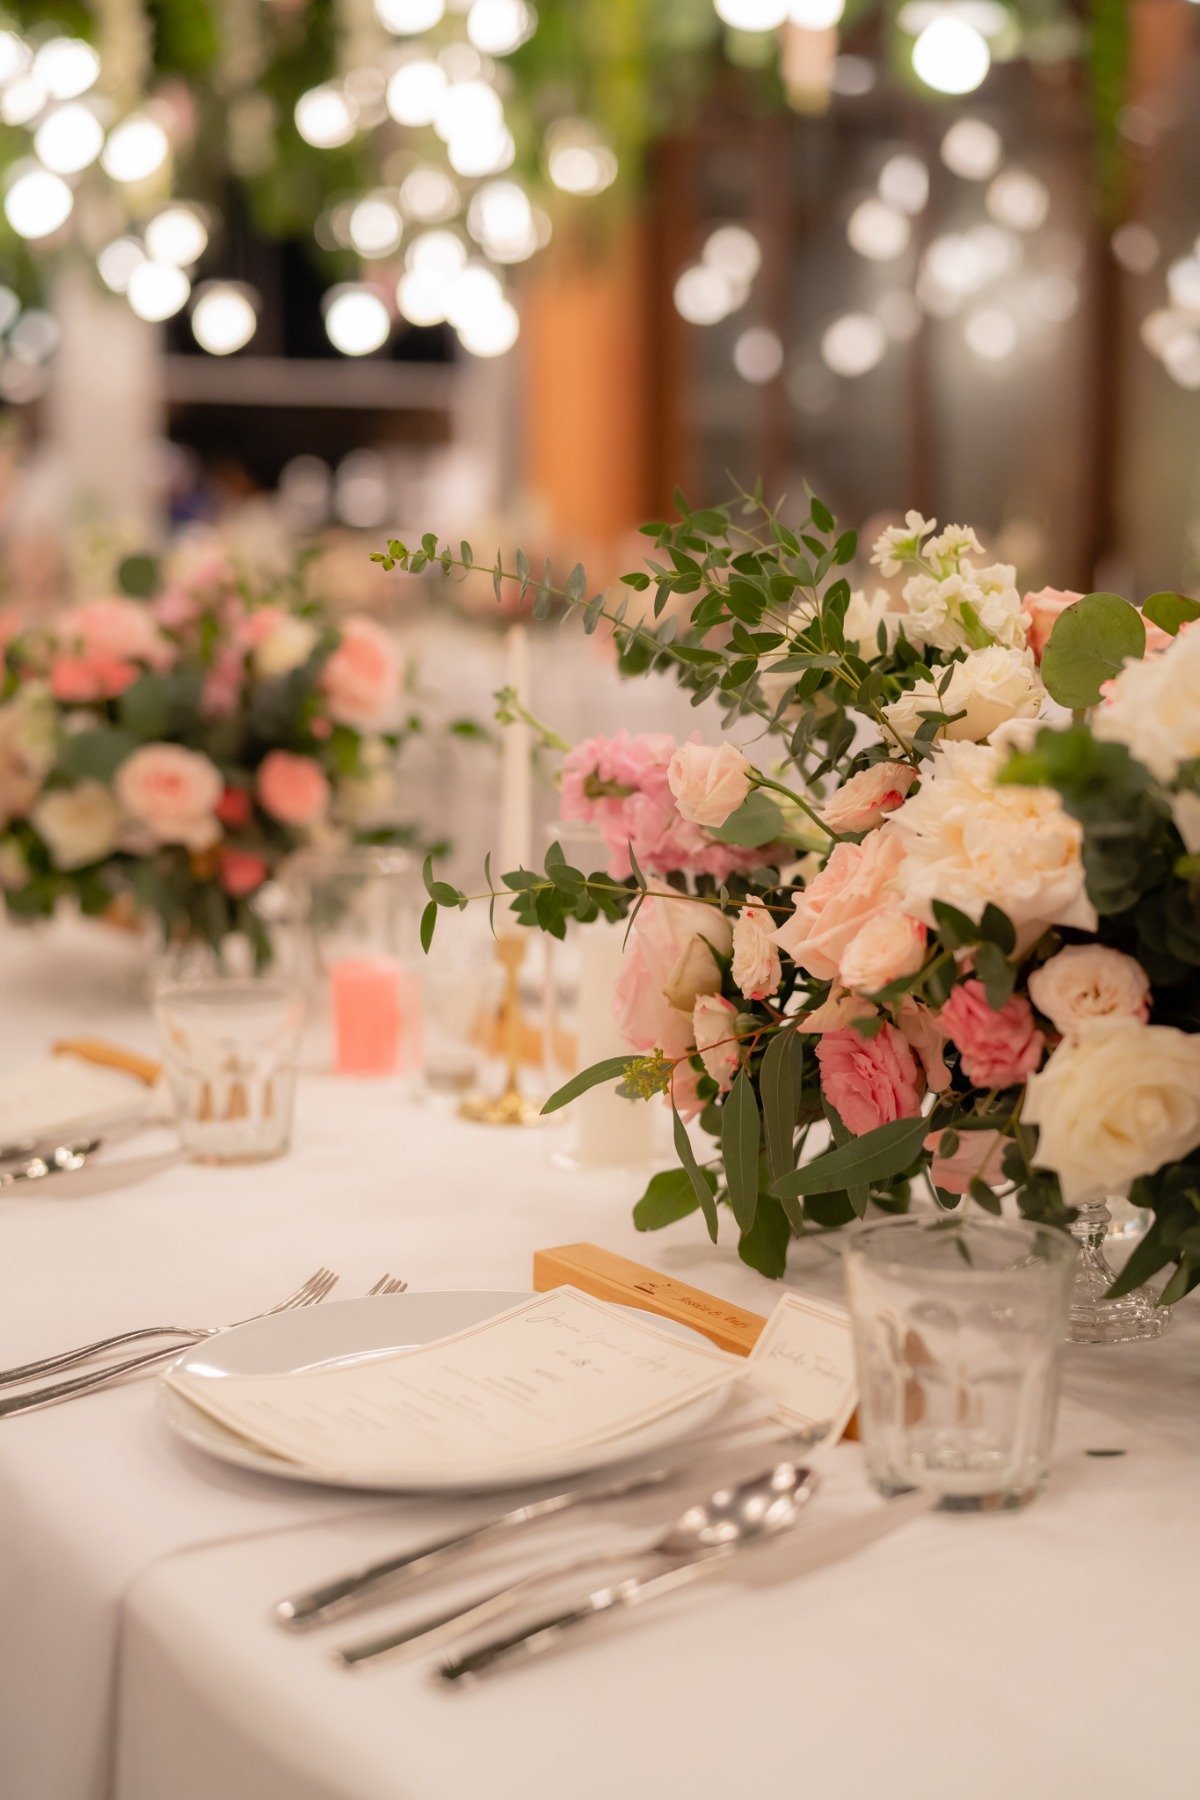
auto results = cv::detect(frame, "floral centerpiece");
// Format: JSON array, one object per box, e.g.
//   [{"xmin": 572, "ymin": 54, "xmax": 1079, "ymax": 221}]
[
  {"xmin": 379, "ymin": 498, "xmax": 1200, "ymax": 1339},
  {"xmin": 0, "ymin": 555, "xmax": 418, "ymax": 964}
]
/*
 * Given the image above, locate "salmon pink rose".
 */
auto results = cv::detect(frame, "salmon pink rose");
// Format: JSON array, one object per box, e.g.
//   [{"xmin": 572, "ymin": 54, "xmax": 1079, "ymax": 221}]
[
  {"xmin": 839, "ymin": 910, "xmax": 926, "ymax": 993},
  {"xmin": 57, "ymin": 597, "xmax": 173, "ymax": 673},
  {"xmin": 50, "ymin": 652, "xmax": 139, "ymax": 703},
  {"xmin": 115, "ymin": 744, "xmax": 223, "ymax": 850},
  {"xmin": 256, "ymin": 751, "xmax": 330, "ymax": 829},
  {"xmin": 773, "ymin": 830, "xmax": 905, "ymax": 983},
  {"xmin": 219, "ymin": 847, "xmax": 269, "ymax": 897},
  {"xmin": 925, "ymin": 1128, "xmax": 1007, "ymax": 1196},
  {"xmin": 823, "ymin": 763, "xmax": 915, "ymax": 835},
  {"xmin": 692, "ymin": 993, "xmax": 741, "ymax": 1090},
  {"xmin": 938, "ymin": 980, "xmax": 1044, "ymax": 1087},
  {"xmin": 612, "ymin": 896, "xmax": 732, "ymax": 1058},
  {"xmin": 1021, "ymin": 586, "xmax": 1081, "ymax": 661},
  {"xmin": 668, "ymin": 741, "xmax": 752, "ymax": 829},
  {"xmin": 815, "ymin": 1022, "xmax": 924, "ymax": 1136},
  {"xmin": 321, "ymin": 616, "xmax": 402, "ymax": 731}
]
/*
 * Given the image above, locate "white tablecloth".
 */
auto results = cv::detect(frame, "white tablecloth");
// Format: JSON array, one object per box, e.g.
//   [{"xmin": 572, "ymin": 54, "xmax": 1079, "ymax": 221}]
[{"xmin": 1, "ymin": 921, "xmax": 1198, "ymax": 1800}]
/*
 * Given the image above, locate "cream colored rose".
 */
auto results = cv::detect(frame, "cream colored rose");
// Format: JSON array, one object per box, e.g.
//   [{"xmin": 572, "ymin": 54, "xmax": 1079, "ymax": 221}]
[
  {"xmin": 32, "ymin": 781, "xmax": 120, "ymax": 870},
  {"xmin": 884, "ymin": 647, "xmax": 1042, "ymax": 748},
  {"xmin": 823, "ymin": 762, "xmax": 915, "ymax": 834},
  {"xmin": 731, "ymin": 905, "xmax": 781, "ymax": 999},
  {"xmin": 839, "ymin": 909, "xmax": 926, "ymax": 992},
  {"xmin": 1023, "ymin": 1017, "xmax": 1200, "ymax": 1203},
  {"xmin": 888, "ymin": 739, "xmax": 1096, "ymax": 940},
  {"xmin": 662, "ymin": 932, "xmax": 725, "ymax": 1012},
  {"xmin": 254, "ymin": 614, "xmax": 319, "ymax": 678},
  {"xmin": 693, "ymin": 992, "xmax": 741, "ymax": 1088},
  {"xmin": 1028, "ymin": 944, "xmax": 1150, "ymax": 1038},
  {"xmin": 668, "ymin": 741, "xmax": 753, "ymax": 828},
  {"xmin": 1092, "ymin": 624, "xmax": 1200, "ymax": 781}
]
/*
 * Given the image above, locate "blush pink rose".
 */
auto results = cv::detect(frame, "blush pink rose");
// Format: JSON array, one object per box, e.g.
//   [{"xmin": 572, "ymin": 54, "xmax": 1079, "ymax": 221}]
[
  {"xmin": 816, "ymin": 1022, "xmax": 925, "ymax": 1136},
  {"xmin": 612, "ymin": 895, "xmax": 732, "ymax": 1059},
  {"xmin": 1021, "ymin": 587, "xmax": 1082, "ymax": 662},
  {"xmin": 799, "ymin": 988, "xmax": 878, "ymax": 1034},
  {"xmin": 839, "ymin": 910, "xmax": 926, "ymax": 992},
  {"xmin": 668, "ymin": 741, "xmax": 753, "ymax": 829},
  {"xmin": 773, "ymin": 829, "xmax": 905, "ymax": 983},
  {"xmin": 114, "ymin": 744, "xmax": 223, "ymax": 850},
  {"xmin": 925, "ymin": 1128, "xmax": 1007, "ymax": 1196},
  {"xmin": 256, "ymin": 751, "xmax": 330, "ymax": 828},
  {"xmin": 692, "ymin": 992, "xmax": 741, "ymax": 1090},
  {"xmin": 219, "ymin": 847, "xmax": 269, "ymax": 897},
  {"xmin": 50, "ymin": 653, "xmax": 139, "ymax": 703},
  {"xmin": 731, "ymin": 905, "xmax": 782, "ymax": 1000},
  {"xmin": 824, "ymin": 763, "xmax": 916, "ymax": 835},
  {"xmin": 938, "ymin": 980, "xmax": 1045, "ymax": 1087},
  {"xmin": 57, "ymin": 597, "xmax": 173, "ymax": 673},
  {"xmin": 669, "ymin": 1059, "xmax": 706, "ymax": 1122},
  {"xmin": 321, "ymin": 616, "xmax": 402, "ymax": 731}
]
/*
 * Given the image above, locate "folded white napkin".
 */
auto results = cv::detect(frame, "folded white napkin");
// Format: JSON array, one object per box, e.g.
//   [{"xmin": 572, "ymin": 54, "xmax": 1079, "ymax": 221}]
[{"xmin": 0, "ymin": 1058, "xmax": 157, "ymax": 1147}]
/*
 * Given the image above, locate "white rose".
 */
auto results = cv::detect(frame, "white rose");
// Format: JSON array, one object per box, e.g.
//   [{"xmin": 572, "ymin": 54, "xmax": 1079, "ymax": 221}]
[
  {"xmin": 32, "ymin": 781, "xmax": 120, "ymax": 870},
  {"xmin": 254, "ymin": 615, "xmax": 319, "ymax": 678},
  {"xmin": 888, "ymin": 739, "xmax": 1096, "ymax": 939},
  {"xmin": 1023, "ymin": 1017, "xmax": 1200, "ymax": 1203},
  {"xmin": 884, "ymin": 646, "xmax": 1042, "ymax": 748},
  {"xmin": 1092, "ymin": 625, "xmax": 1200, "ymax": 781},
  {"xmin": 668, "ymin": 740, "xmax": 753, "ymax": 828},
  {"xmin": 1028, "ymin": 944, "xmax": 1150, "ymax": 1038},
  {"xmin": 731, "ymin": 905, "xmax": 782, "ymax": 1000}
]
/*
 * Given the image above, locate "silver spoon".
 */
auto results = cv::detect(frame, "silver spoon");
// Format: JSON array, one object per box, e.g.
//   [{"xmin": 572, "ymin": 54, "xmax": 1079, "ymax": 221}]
[{"xmin": 338, "ymin": 1458, "xmax": 817, "ymax": 1669}]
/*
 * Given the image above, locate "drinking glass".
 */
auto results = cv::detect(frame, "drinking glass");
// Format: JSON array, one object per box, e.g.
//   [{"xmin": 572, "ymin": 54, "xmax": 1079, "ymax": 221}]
[
  {"xmin": 843, "ymin": 1215, "xmax": 1076, "ymax": 1511},
  {"xmin": 155, "ymin": 978, "xmax": 306, "ymax": 1163}
]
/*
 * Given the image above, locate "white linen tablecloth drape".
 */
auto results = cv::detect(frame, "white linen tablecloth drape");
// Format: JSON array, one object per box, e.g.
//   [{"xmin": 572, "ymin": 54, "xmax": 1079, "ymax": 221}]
[{"xmin": 1, "ymin": 921, "xmax": 1198, "ymax": 1800}]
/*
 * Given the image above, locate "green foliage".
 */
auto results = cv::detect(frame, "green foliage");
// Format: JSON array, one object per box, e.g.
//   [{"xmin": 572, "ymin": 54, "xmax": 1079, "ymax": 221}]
[
  {"xmin": 542, "ymin": 1055, "xmax": 639, "ymax": 1115},
  {"xmin": 633, "ymin": 1166, "xmax": 710, "ymax": 1232},
  {"xmin": 772, "ymin": 1113, "xmax": 933, "ymax": 1199},
  {"xmin": 1039, "ymin": 592, "xmax": 1146, "ymax": 708},
  {"xmin": 1142, "ymin": 592, "xmax": 1200, "ymax": 637}
]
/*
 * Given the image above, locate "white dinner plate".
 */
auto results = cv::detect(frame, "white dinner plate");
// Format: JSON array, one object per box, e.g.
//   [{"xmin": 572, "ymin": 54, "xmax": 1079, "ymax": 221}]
[{"xmin": 159, "ymin": 1291, "xmax": 732, "ymax": 1493}]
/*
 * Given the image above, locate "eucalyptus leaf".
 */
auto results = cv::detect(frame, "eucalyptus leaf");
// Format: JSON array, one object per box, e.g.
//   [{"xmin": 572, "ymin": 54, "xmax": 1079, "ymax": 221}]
[
  {"xmin": 721, "ymin": 1069, "xmax": 761, "ymax": 1232},
  {"xmin": 633, "ymin": 1166, "xmax": 709, "ymax": 1232},
  {"xmin": 673, "ymin": 1104, "xmax": 719, "ymax": 1242},
  {"xmin": 541, "ymin": 1055, "xmax": 633, "ymax": 1116},
  {"xmin": 1141, "ymin": 591, "xmax": 1200, "ymax": 637},
  {"xmin": 773, "ymin": 1113, "xmax": 930, "ymax": 1198},
  {"xmin": 1040, "ymin": 592, "xmax": 1146, "ymax": 708},
  {"xmin": 707, "ymin": 791, "xmax": 785, "ymax": 847}
]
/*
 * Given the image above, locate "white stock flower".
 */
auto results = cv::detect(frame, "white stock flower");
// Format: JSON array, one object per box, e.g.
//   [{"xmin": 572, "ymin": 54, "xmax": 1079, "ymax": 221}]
[
  {"xmin": 843, "ymin": 587, "xmax": 901, "ymax": 658},
  {"xmin": 901, "ymin": 569, "xmax": 1027, "ymax": 654},
  {"xmin": 871, "ymin": 511, "xmax": 935, "ymax": 578},
  {"xmin": 887, "ymin": 739, "xmax": 1096, "ymax": 938},
  {"xmin": 1023, "ymin": 1017, "xmax": 1200, "ymax": 1203},
  {"xmin": 1028, "ymin": 944, "xmax": 1150, "ymax": 1038},
  {"xmin": 1092, "ymin": 625, "xmax": 1200, "ymax": 782},
  {"xmin": 883, "ymin": 646, "xmax": 1042, "ymax": 747},
  {"xmin": 32, "ymin": 781, "xmax": 120, "ymax": 870},
  {"xmin": 923, "ymin": 524, "xmax": 985, "ymax": 574}
]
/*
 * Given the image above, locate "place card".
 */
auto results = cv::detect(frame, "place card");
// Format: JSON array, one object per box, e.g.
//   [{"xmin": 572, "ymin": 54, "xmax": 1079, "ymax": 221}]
[
  {"xmin": 167, "ymin": 1288, "xmax": 740, "ymax": 1480},
  {"xmin": 745, "ymin": 1293, "xmax": 858, "ymax": 1443}
]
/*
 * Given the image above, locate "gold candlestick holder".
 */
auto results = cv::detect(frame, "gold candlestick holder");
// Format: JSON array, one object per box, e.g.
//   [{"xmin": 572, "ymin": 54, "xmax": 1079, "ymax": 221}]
[{"xmin": 459, "ymin": 932, "xmax": 544, "ymax": 1126}]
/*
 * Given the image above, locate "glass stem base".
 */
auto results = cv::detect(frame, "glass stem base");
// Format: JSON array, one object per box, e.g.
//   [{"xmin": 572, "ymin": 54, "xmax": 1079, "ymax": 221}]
[{"xmin": 1068, "ymin": 1200, "xmax": 1171, "ymax": 1345}]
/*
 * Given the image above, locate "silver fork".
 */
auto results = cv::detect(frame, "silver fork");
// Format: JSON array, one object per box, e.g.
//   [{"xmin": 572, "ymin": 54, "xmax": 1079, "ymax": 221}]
[
  {"xmin": 366, "ymin": 1275, "xmax": 408, "ymax": 1296},
  {"xmin": 0, "ymin": 1268, "xmax": 340, "ymax": 1417}
]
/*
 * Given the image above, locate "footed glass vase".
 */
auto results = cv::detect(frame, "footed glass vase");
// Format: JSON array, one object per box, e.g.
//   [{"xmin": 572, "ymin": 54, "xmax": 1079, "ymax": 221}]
[{"xmin": 1067, "ymin": 1195, "xmax": 1171, "ymax": 1345}]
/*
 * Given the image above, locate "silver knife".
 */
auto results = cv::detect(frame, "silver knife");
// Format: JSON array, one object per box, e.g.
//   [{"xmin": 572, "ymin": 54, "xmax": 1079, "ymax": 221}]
[
  {"xmin": 275, "ymin": 1420, "xmax": 825, "ymax": 1630},
  {"xmin": 437, "ymin": 1486, "xmax": 934, "ymax": 1685}
]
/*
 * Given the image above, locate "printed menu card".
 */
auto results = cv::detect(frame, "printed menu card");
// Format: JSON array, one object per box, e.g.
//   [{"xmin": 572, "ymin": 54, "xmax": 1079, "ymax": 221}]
[
  {"xmin": 746, "ymin": 1292, "xmax": 858, "ymax": 1442},
  {"xmin": 167, "ymin": 1289, "xmax": 739, "ymax": 1479}
]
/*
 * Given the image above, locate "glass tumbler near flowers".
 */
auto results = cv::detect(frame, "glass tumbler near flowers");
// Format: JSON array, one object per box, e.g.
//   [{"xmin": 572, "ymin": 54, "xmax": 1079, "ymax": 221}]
[
  {"xmin": 843, "ymin": 1215, "xmax": 1076, "ymax": 1511},
  {"xmin": 155, "ymin": 977, "xmax": 306, "ymax": 1164}
]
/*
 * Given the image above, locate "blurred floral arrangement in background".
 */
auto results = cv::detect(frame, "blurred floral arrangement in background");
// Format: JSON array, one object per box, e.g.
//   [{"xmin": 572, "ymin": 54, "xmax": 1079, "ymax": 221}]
[
  {"xmin": 390, "ymin": 491, "xmax": 1200, "ymax": 1316},
  {"xmin": 0, "ymin": 549, "xmax": 438, "ymax": 962}
]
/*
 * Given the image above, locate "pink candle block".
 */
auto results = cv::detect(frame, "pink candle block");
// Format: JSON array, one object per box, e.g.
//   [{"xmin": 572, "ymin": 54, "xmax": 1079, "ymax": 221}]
[{"xmin": 329, "ymin": 956, "xmax": 404, "ymax": 1076}]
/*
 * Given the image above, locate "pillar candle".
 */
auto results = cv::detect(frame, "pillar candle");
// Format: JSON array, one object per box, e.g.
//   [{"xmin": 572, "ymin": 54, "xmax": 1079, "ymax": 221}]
[
  {"xmin": 571, "ymin": 921, "xmax": 658, "ymax": 1167},
  {"xmin": 329, "ymin": 955, "xmax": 403, "ymax": 1076}
]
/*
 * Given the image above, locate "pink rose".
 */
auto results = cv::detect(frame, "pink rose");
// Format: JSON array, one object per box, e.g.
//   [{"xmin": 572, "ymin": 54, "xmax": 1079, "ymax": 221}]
[
  {"xmin": 1021, "ymin": 587, "xmax": 1082, "ymax": 662},
  {"xmin": 925, "ymin": 1128, "xmax": 1007, "ymax": 1196},
  {"xmin": 151, "ymin": 587, "xmax": 201, "ymax": 630},
  {"xmin": 50, "ymin": 653, "xmax": 139, "ymax": 703},
  {"xmin": 215, "ymin": 785, "xmax": 253, "ymax": 829},
  {"xmin": 938, "ymin": 980, "xmax": 1045, "ymax": 1087},
  {"xmin": 57, "ymin": 597, "xmax": 172, "ymax": 672},
  {"xmin": 201, "ymin": 647, "xmax": 244, "ymax": 718},
  {"xmin": 256, "ymin": 751, "xmax": 330, "ymax": 829},
  {"xmin": 693, "ymin": 992, "xmax": 741, "ymax": 1089},
  {"xmin": 321, "ymin": 616, "xmax": 402, "ymax": 731},
  {"xmin": 816, "ymin": 1022, "xmax": 925, "ymax": 1136},
  {"xmin": 896, "ymin": 997, "xmax": 951, "ymax": 1091},
  {"xmin": 773, "ymin": 830, "xmax": 905, "ymax": 982},
  {"xmin": 731, "ymin": 905, "xmax": 782, "ymax": 1000},
  {"xmin": 1028, "ymin": 943, "xmax": 1151, "ymax": 1038},
  {"xmin": 799, "ymin": 988, "xmax": 878, "ymax": 1034},
  {"xmin": 824, "ymin": 763, "xmax": 916, "ymax": 835},
  {"xmin": 114, "ymin": 743, "xmax": 223, "ymax": 850},
  {"xmin": 669, "ymin": 1058, "xmax": 706, "ymax": 1122},
  {"xmin": 612, "ymin": 895, "xmax": 732, "ymax": 1058},
  {"xmin": 668, "ymin": 741, "xmax": 753, "ymax": 828},
  {"xmin": 839, "ymin": 910, "xmax": 926, "ymax": 992},
  {"xmin": 219, "ymin": 847, "xmax": 268, "ymax": 897}
]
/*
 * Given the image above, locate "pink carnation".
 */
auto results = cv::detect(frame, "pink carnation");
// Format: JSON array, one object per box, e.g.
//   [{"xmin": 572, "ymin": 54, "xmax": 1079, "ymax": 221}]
[
  {"xmin": 815, "ymin": 1022, "xmax": 925, "ymax": 1137},
  {"xmin": 256, "ymin": 751, "xmax": 330, "ymax": 829},
  {"xmin": 938, "ymin": 980, "xmax": 1045, "ymax": 1088},
  {"xmin": 925, "ymin": 1128, "xmax": 1007, "ymax": 1196},
  {"xmin": 219, "ymin": 847, "xmax": 269, "ymax": 897},
  {"xmin": 321, "ymin": 616, "xmax": 402, "ymax": 731}
]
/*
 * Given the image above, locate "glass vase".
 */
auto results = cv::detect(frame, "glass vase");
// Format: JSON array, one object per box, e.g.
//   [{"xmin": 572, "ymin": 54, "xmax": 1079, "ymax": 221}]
[{"xmin": 1067, "ymin": 1194, "xmax": 1172, "ymax": 1345}]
